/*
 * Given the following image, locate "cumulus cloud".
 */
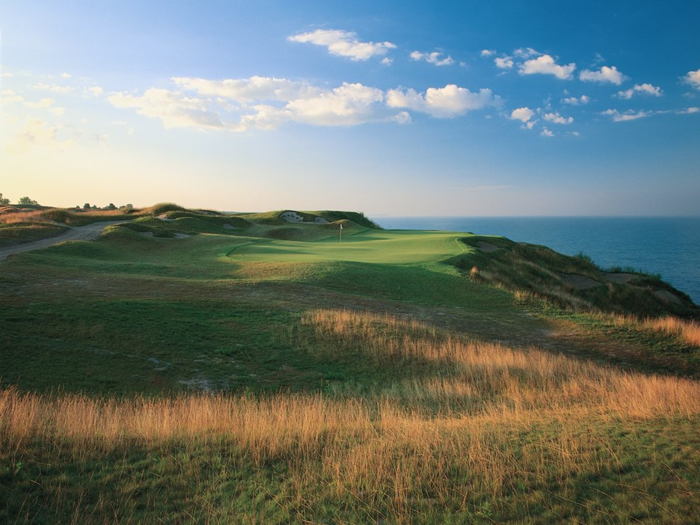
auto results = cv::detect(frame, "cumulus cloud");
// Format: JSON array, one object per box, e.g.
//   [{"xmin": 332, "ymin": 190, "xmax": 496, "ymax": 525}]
[
  {"xmin": 480, "ymin": 49, "xmax": 495, "ymax": 57},
  {"xmin": 109, "ymin": 88, "xmax": 225, "ymax": 130},
  {"xmin": 32, "ymin": 82, "xmax": 75, "ymax": 93},
  {"xmin": 513, "ymin": 47, "xmax": 540, "ymax": 58},
  {"xmin": 112, "ymin": 76, "xmax": 501, "ymax": 132},
  {"xmin": 172, "ymin": 76, "xmax": 316, "ymax": 103},
  {"xmin": 543, "ymin": 111, "xmax": 573, "ymax": 124},
  {"xmin": 510, "ymin": 107, "xmax": 535, "ymax": 122},
  {"xmin": 24, "ymin": 98, "xmax": 56, "ymax": 109},
  {"xmin": 410, "ymin": 51, "xmax": 454, "ymax": 66},
  {"xmin": 616, "ymin": 83, "xmax": 662, "ymax": 99},
  {"xmin": 245, "ymin": 83, "xmax": 387, "ymax": 128},
  {"xmin": 562, "ymin": 95, "xmax": 590, "ymax": 105},
  {"xmin": 494, "ymin": 57, "xmax": 514, "ymax": 69},
  {"xmin": 602, "ymin": 109, "xmax": 651, "ymax": 122},
  {"xmin": 381, "ymin": 57, "xmax": 393, "ymax": 65},
  {"xmin": 288, "ymin": 29, "xmax": 395, "ymax": 61},
  {"xmin": 540, "ymin": 128, "xmax": 554, "ymax": 137},
  {"xmin": 61, "ymin": 73, "xmax": 72, "ymax": 79},
  {"xmin": 386, "ymin": 84, "xmax": 499, "ymax": 118},
  {"xmin": 579, "ymin": 65, "xmax": 626, "ymax": 85},
  {"xmin": 678, "ymin": 107, "xmax": 699, "ymax": 114},
  {"xmin": 6, "ymin": 117, "xmax": 74, "ymax": 154},
  {"xmin": 86, "ymin": 86, "xmax": 104, "ymax": 97},
  {"xmin": 519, "ymin": 54, "xmax": 575, "ymax": 80},
  {"xmin": 684, "ymin": 69, "xmax": 700, "ymax": 90},
  {"xmin": 0, "ymin": 89, "xmax": 23, "ymax": 106}
]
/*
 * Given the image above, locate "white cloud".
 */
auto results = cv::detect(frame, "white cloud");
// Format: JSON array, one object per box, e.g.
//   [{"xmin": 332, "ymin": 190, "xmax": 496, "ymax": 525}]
[
  {"xmin": 602, "ymin": 109, "xmax": 651, "ymax": 122},
  {"xmin": 480, "ymin": 49, "xmax": 495, "ymax": 57},
  {"xmin": 519, "ymin": 54, "xmax": 575, "ymax": 80},
  {"xmin": 386, "ymin": 84, "xmax": 499, "ymax": 118},
  {"xmin": 109, "ymin": 88, "xmax": 225, "ymax": 130},
  {"xmin": 86, "ymin": 86, "xmax": 104, "ymax": 97},
  {"xmin": 562, "ymin": 95, "xmax": 590, "ymax": 105},
  {"xmin": 410, "ymin": 51, "xmax": 454, "ymax": 67},
  {"xmin": 24, "ymin": 97, "xmax": 56, "ymax": 109},
  {"xmin": 172, "ymin": 76, "xmax": 315, "ymax": 103},
  {"xmin": 249, "ymin": 83, "xmax": 386, "ymax": 128},
  {"xmin": 61, "ymin": 73, "xmax": 72, "ymax": 79},
  {"xmin": 579, "ymin": 65, "xmax": 626, "ymax": 85},
  {"xmin": 1, "ymin": 72, "xmax": 13, "ymax": 78},
  {"xmin": 32, "ymin": 82, "xmax": 75, "ymax": 93},
  {"xmin": 677, "ymin": 107, "xmax": 699, "ymax": 114},
  {"xmin": 514, "ymin": 47, "xmax": 540, "ymax": 58},
  {"xmin": 113, "ymin": 120, "xmax": 135, "ymax": 135},
  {"xmin": 510, "ymin": 107, "xmax": 535, "ymax": 122},
  {"xmin": 684, "ymin": 69, "xmax": 700, "ymax": 90},
  {"xmin": 616, "ymin": 83, "xmax": 662, "ymax": 99},
  {"xmin": 381, "ymin": 57, "xmax": 393, "ymax": 65},
  {"xmin": 540, "ymin": 128, "xmax": 554, "ymax": 137},
  {"xmin": 494, "ymin": 57, "xmax": 513, "ymax": 69},
  {"xmin": 543, "ymin": 111, "xmax": 573, "ymax": 125},
  {"xmin": 288, "ymin": 29, "xmax": 396, "ymax": 61},
  {"xmin": 6, "ymin": 117, "xmax": 74, "ymax": 154},
  {"xmin": 0, "ymin": 89, "xmax": 23, "ymax": 106}
]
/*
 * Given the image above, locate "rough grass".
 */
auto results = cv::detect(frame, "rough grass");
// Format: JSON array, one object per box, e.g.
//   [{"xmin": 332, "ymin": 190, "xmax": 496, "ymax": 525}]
[
  {"xmin": 0, "ymin": 222, "xmax": 69, "ymax": 246},
  {"xmin": 2, "ymin": 311, "xmax": 699, "ymax": 523}
]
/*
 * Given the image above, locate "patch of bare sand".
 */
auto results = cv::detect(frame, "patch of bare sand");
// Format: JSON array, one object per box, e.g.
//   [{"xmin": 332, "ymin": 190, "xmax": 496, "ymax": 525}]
[
  {"xmin": 653, "ymin": 290, "xmax": 682, "ymax": 304},
  {"xmin": 476, "ymin": 241, "xmax": 500, "ymax": 253},
  {"xmin": 605, "ymin": 273, "xmax": 636, "ymax": 284},
  {"xmin": 558, "ymin": 273, "xmax": 604, "ymax": 290}
]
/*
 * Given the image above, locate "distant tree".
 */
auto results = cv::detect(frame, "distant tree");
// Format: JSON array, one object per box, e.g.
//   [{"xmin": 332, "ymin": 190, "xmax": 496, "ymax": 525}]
[
  {"xmin": 83, "ymin": 203, "xmax": 91, "ymax": 210},
  {"xmin": 120, "ymin": 204, "xmax": 133, "ymax": 211},
  {"xmin": 106, "ymin": 203, "xmax": 116, "ymax": 210},
  {"xmin": 18, "ymin": 196, "xmax": 38, "ymax": 205},
  {"xmin": 91, "ymin": 205, "xmax": 97, "ymax": 210},
  {"xmin": 0, "ymin": 193, "xmax": 10, "ymax": 205}
]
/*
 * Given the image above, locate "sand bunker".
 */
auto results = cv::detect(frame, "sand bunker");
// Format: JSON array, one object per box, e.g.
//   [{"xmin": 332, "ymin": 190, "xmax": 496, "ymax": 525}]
[
  {"xmin": 476, "ymin": 241, "xmax": 500, "ymax": 253},
  {"xmin": 558, "ymin": 273, "xmax": 604, "ymax": 290},
  {"xmin": 653, "ymin": 290, "xmax": 681, "ymax": 304},
  {"xmin": 605, "ymin": 273, "xmax": 636, "ymax": 284}
]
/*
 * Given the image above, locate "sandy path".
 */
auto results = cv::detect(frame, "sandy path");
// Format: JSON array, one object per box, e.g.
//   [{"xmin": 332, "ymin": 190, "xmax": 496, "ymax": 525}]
[{"xmin": 0, "ymin": 221, "xmax": 126, "ymax": 262}]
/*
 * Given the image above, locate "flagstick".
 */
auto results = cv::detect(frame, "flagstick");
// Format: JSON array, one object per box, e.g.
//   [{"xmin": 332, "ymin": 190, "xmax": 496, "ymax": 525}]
[{"xmin": 339, "ymin": 223, "xmax": 343, "ymax": 243}]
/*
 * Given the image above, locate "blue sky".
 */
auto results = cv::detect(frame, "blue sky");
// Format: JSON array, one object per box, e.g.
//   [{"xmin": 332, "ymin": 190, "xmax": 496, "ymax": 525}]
[{"xmin": 1, "ymin": 0, "xmax": 699, "ymax": 215}]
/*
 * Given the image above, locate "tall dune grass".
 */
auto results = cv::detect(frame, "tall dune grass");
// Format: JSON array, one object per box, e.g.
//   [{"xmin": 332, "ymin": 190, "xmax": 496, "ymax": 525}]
[
  {"xmin": 3, "ymin": 309, "xmax": 699, "ymax": 521},
  {"xmin": 602, "ymin": 313, "xmax": 700, "ymax": 347}
]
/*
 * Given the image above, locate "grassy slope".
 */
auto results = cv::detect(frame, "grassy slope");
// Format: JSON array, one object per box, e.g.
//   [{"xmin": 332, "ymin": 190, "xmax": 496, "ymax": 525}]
[{"xmin": 1, "ymin": 210, "xmax": 699, "ymax": 523}]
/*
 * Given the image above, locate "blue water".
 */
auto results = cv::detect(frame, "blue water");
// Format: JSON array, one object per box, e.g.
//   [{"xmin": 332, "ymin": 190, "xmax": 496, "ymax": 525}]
[{"xmin": 372, "ymin": 216, "xmax": 700, "ymax": 305}]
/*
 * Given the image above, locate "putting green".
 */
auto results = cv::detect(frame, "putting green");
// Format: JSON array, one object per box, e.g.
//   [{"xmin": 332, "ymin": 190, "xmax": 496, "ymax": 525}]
[{"xmin": 231, "ymin": 229, "xmax": 473, "ymax": 265}]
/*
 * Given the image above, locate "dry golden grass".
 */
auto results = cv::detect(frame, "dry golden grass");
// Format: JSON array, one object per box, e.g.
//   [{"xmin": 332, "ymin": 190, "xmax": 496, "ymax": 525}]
[
  {"xmin": 3, "ymin": 310, "xmax": 699, "ymax": 521},
  {"xmin": 642, "ymin": 315, "xmax": 700, "ymax": 346},
  {"xmin": 0, "ymin": 207, "xmax": 131, "ymax": 226},
  {"xmin": 605, "ymin": 313, "xmax": 700, "ymax": 347}
]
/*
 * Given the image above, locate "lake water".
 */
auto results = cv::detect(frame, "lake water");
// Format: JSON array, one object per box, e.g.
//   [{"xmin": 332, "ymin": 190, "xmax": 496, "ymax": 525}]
[{"xmin": 372, "ymin": 216, "xmax": 700, "ymax": 305}]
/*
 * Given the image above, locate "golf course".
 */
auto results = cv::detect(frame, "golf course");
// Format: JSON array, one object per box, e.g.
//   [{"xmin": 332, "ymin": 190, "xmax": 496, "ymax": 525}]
[{"xmin": 1, "ymin": 204, "xmax": 699, "ymax": 523}]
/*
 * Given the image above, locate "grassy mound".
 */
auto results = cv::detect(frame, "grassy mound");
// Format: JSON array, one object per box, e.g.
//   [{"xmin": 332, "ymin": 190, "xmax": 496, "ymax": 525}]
[{"xmin": 457, "ymin": 235, "xmax": 698, "ymax": 319}]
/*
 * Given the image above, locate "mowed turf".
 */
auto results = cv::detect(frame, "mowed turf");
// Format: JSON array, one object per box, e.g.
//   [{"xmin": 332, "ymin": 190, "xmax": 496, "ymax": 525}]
[{"xmin": 234, "ymin": 228, "xmax": 470, "ymax": 265}]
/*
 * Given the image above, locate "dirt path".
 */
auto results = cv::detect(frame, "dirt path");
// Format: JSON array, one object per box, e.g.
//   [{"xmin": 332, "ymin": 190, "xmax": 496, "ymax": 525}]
[{"xmin": 0, "ymin": 221, "xmax": 126, "ymax": 262}]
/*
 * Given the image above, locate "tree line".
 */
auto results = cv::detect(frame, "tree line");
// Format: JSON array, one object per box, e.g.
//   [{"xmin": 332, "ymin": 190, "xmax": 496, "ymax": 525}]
[{"xmin": 1, "ymin": 193, "xmax": 133, "ymax": 210}]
